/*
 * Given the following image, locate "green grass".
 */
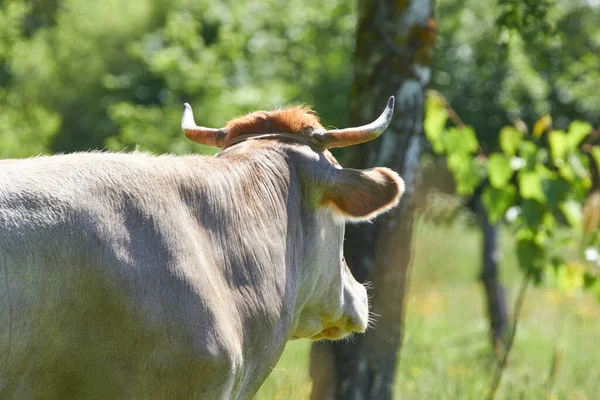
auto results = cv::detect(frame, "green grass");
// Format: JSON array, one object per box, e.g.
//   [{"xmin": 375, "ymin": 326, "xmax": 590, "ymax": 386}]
[{"xmin": 256, "ymin": 216, "xmax": 600, "ymax": 399}]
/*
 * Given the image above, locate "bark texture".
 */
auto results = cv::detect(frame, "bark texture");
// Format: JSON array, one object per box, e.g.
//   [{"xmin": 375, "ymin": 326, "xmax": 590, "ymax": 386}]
[
  {"xmin": 310, "ymin": 1, "xmax": 435, "ymax": 399},
  {"xmin": 478, "ymin": 202, "xmax": 508, "ymax": 353}
]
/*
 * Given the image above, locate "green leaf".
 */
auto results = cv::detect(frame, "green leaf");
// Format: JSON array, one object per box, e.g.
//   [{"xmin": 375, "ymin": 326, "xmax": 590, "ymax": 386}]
[
  {"xmin": 534, "ymin": 163, "xmax": 554, "ymax": 179},
  {"xmin": 518, "ymin": 140, "xmax": 539, "ymax": 171},
  {"xmin": 543, "ymin": 177, "xmax": 569, "ymax": 209},
  {"xmin": 521, "ymin": 199, "xmax": 546, "ymax": 227},
  {"xmin": 567, "ymin": 153, "xmax": 589, "ymax": 180},
  {"xmin": 550, "ymin": 255, "xmax": 565, "ymax": 272},
  {"xmin": 547, "ymin": 262, "xmax": 567, "ymax": 291},
  {"xmin": 558, "ymin": 163, "xmax": 576, "ymax": 182},
  {"xmin": 534, "ymin": 150, "xmax": 550, "ymax": 167},
  {"xmin": 447, "ymin": 153, "xmax": 484, "ymax": 195},
  {"xmin": 442, "ymin": 126, "xmax": 479, "ymax": 155},
  {"xmin": 499, "ymin": 126, "xmax": 523, "ymax": 156},
  {"xmin": 482, "ymin": 185, "xmax": 517, "ymax": 223},
  {"xmin": 517, "ymin": 236, "xmax": 546, "ymax": 272},
  {"xmin": 424, "ymin": 94, "xmax": 448, "ymax": 154},
  {"xmin": 567, "ymin": 120, "xmax": 592, "ymax": 149},
  {"xmin": 591, "ymin": 146, "xmax": 600, "ymax": 177},
  {"xmin": 559, "ymin": 200, "xmax": 582, "ymax": 228},
  {"xmin": 549, "ymin": 123, "xmax": 593, "ymax": 166},
  {"xmin": 487, "ymin": 153, "xmax": 513, "ymax": 188},
  {"xmin": 518, "ymin": 171, "xmax": 546, "ymax": 202},
  {"xmin": 548, "ymin": 130, "xmax": 568, "ymax": 163},
  {"xmin": 583, "ymin": 272, "xmax": 597, "ymax": 289},
  {"xmin": 519, "ymin": 140, "xmax": 538, "ymax": 160}
]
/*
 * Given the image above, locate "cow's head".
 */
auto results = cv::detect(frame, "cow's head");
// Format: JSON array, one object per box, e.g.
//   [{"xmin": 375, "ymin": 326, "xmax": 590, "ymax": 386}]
[{"xmin": 181, "ymin": 98, "xmax": 404, "ymax": 341}]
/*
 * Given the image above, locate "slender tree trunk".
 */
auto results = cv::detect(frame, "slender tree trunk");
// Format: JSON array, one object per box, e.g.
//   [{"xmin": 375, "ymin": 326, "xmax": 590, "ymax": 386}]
[
  {"xmin": 310, "ymin": 1, "xmax": 435, "ymax": 399},
  {"xmin": 478, "ymin": 202, "xmax": 508, "ymax": 354}
]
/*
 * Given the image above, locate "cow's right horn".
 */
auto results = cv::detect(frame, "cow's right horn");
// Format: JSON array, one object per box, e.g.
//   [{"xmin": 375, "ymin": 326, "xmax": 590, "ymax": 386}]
[
  {"xmin": 182, "ymin": 103, "xmax": 228, "ymax": 148},
  {"xmin": 312, "ymin": 96, "xmax": 395, "ymax": 149}
]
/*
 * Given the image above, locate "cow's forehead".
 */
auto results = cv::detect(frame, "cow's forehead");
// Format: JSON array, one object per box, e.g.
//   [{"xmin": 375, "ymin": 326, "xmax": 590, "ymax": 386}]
[{"xmin": 225, "ymin": 106, "xmax": 325, "ymax": 141}]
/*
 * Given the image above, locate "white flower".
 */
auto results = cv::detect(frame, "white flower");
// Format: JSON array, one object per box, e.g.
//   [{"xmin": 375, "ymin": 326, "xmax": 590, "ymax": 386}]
[
  {"xmin": 505, "ymin": 206, "xmax": 520, "ymax": 223},
  {"xmin": 584, "ymin": 247, "xmax": 599, "ymax": 262},
  {"xmin": 510, "ymin": 157, "xmax": 526, "ymax": 171}
]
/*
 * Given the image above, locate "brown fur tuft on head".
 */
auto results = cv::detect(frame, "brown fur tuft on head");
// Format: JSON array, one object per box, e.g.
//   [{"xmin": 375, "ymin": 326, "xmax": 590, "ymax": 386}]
[{"xmin": 225, "ymin": 106, "xmax": 324, "ymax": 140}]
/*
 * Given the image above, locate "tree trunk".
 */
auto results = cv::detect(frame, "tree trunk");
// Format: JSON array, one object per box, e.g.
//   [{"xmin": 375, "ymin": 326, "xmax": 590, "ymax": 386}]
[
  {"xmin": 478, "ymin": 202, "xmax": 508, "ymax": 354},
  {"xmin": 310, "ymin": 1, "xmax": 435, "ymax": 399}
]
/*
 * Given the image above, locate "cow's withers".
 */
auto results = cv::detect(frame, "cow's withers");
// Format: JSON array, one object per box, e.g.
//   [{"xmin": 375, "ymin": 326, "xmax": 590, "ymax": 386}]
[{"xmin": 0, "ymin": 98, "xmax": 403, "ymax": 399}]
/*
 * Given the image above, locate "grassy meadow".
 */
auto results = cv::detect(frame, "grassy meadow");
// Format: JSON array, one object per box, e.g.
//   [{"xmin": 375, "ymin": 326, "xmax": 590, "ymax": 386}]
[{"xmin": 255, "ymin": 214, "xmax": 600, "ymax": 399}]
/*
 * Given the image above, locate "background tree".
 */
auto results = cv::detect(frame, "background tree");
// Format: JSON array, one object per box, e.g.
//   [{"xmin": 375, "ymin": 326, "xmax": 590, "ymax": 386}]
[
  {"xmin": 310, "ymin": 1, "xmax": 435, "ymax": 398},
  {"xmin": 430, "ymin": 0, "xmax": 600, "ymax": 349}
]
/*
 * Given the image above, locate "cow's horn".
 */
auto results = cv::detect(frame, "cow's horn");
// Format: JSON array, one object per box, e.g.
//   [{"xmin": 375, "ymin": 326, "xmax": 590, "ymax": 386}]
[
  {"xmin": 314, "ymin": 96, "xmax": 395, "ymax": 149},
  {"xmin": 182, "ymin": 103, "xmax": 228, "ymax": 148}
]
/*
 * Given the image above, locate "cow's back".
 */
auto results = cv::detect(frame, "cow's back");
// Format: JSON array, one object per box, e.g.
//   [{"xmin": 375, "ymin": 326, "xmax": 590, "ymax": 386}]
[{"xmin": 0, "ymin": 153, "xmax": 245, "ymax": 399}]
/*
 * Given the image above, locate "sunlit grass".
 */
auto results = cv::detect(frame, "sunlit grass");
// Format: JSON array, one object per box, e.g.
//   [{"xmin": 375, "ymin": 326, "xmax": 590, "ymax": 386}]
[
  {"xmin": 255, "ymin": 340, "xmax": 311, "ymax": 399},
  {"xmin": 256, "ymin": 216, "xmax": 600, "ymax": 399}
]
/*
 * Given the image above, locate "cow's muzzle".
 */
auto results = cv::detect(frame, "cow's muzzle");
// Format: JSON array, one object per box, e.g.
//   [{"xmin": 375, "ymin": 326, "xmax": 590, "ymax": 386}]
[{"xmin": 309, "ymin": 315, "xmax": 367, "ymax": 341}]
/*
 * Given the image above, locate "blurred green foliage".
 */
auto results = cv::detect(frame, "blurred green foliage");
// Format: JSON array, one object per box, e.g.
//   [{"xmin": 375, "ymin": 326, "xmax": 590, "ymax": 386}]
[
  {"xmin": 425, "ymin": 92, "xmax": 600, "ymax": 301},
  {"xmin": 0, "ymin": 0, "xmax": 355, "ymax": 156},
  {"xmin": 433, "ymin": 0, "xmax": 600, "ymax": 151},
  {"xmin": 0, "ymin": 0, "xmax": 599, "ymax": 159}
]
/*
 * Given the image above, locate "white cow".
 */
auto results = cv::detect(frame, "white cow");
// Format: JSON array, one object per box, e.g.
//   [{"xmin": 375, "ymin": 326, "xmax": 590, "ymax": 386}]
[{"xmin": 0, "ymin": 97, "xmax": 403, "ymax": 399}]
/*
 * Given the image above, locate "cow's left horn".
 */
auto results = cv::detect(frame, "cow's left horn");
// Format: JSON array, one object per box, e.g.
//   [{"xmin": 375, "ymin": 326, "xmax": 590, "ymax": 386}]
[
  {"xmin": 182, "ymin": 103, "xmax": 228, "ymax": 148},
  {"xmin": 313, "ymin": 96, "xmax": 395, "ymax": 149}
]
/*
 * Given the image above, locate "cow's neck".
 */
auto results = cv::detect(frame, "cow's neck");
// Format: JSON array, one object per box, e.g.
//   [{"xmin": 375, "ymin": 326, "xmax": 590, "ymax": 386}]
[{"xmin": 195, "ymin": 147, "xmax": 301, "ymax": 354}]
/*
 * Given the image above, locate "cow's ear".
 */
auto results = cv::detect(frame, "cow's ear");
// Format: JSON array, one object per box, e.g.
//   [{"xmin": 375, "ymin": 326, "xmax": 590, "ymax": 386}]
[{"xmin": 321, "ymin": 167, "xmax": 404, "ymax": 222}]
